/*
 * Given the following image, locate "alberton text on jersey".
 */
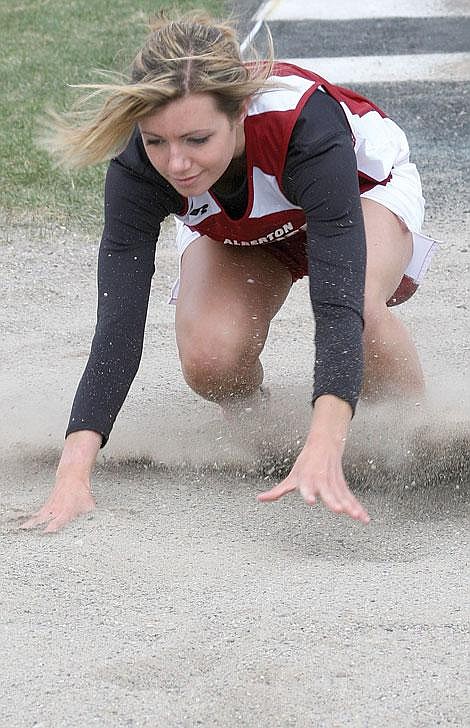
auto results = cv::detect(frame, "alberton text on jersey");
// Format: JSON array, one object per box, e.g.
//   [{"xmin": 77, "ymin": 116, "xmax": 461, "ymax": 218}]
[{"xmin": 223, "ymin": 221, "xmax": 298, "ymax": 246}]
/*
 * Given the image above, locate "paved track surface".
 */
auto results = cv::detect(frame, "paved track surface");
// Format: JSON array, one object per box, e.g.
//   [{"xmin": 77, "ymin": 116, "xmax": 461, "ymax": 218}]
[{"xmin": 1, "ymin": 2, "xmax": 469, "ymax": 726}]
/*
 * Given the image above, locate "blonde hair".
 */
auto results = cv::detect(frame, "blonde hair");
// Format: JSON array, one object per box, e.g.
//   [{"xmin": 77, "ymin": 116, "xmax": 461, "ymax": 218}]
[{"xmin": 43, "ymin": 10, "xmax": 274, "ymax": 169}]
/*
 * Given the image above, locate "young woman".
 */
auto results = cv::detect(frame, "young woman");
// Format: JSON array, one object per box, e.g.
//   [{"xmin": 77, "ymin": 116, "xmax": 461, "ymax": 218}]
[{"xmin": 22, "ymin": 11, "xmax": 437, "ymax": 533}]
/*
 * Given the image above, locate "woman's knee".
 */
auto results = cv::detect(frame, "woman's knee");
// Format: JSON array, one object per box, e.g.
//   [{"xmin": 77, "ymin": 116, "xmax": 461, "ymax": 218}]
[
  {"xmin": 362, "ymin": 291, "xmax": 390, "ymax": 344},
  {"xmin": 177, "ymin": 321, "xmax": 265, "ymax": 395}
]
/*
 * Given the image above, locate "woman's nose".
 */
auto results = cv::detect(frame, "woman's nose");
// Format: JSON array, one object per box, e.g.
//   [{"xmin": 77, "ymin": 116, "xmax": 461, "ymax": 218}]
[{"xmin": 167, "ymin": 145, "xmax": 191, "ymax": 174}]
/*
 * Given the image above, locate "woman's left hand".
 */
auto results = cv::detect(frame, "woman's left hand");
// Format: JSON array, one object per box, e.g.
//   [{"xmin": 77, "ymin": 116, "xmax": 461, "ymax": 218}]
[
  {"xmin": 257, "ymin": 394, "xmax": 370, "ymax": 523},
  {"xmin": 257, "ymin": 438, "xmax": 370, "ymax": 523}
]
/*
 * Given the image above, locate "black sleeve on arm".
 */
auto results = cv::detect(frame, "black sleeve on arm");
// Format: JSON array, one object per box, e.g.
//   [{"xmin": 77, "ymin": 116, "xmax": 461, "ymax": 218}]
[
  {"xmin": 283, "ymin": 90, "xmax": 366, "ymax": 414},
  {"xmin": 66, "ymin": 134, "xmax": 183, "ymax": 445}
]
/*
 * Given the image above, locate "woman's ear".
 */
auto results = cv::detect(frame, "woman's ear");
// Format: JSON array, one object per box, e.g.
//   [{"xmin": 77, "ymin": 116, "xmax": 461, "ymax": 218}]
[{"xmin": 237, "ymin": 99, "xmax": 250, "ymax": 124}]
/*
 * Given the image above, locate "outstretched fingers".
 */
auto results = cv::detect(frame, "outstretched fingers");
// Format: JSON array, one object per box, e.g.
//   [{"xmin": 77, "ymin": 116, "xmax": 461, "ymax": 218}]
[
  {"xmin": 315, "ymin": 481, "xmax": 369, "ymax": 523},
  {"xmin": 42, "ymin": 514, "xmax": 78, "ymax": 534},
  {"xmin": 257, "ymin": 470, "xmax": 369, "ymax": 524},
  {"xmin": 19, "ymin": 487, "xmax": 96, "ymax": 534},
  {"xmin": 20, "ymin": 510, "xmax": 54, "ymax": 530},
  {"xmin": 257, "ymin": 478, "xmax": 299, "ymax": 503}
]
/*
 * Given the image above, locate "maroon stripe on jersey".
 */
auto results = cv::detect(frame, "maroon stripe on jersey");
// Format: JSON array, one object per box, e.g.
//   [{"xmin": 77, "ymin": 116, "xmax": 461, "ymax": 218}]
[{"xmin": 358, "ymin": 171, "xmax": 392, "ymax": 193}]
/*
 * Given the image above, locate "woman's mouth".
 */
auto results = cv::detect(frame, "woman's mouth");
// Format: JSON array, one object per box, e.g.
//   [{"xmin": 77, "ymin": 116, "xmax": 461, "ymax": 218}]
[{"xmin": 173, "ymin": 173, "xmax": 201, "ymax": 188}]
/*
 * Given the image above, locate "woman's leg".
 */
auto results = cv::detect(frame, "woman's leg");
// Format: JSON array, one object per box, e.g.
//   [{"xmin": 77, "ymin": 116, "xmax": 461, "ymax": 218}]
[
  {"xmin": 175, "ymin": 237, "xmax": 292, "ymax": 405},
  {"xmin": 361, "ymin": 197, "xmax": 424, "ymax": 399}
]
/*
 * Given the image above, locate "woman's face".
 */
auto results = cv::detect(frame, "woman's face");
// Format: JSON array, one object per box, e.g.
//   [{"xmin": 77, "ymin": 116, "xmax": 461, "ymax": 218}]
[{"xmin": 139, "ymin": 93, "xmax": 245, "ymax": 196}]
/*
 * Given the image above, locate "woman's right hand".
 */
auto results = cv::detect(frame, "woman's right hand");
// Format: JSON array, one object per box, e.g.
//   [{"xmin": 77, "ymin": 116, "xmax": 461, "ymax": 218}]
[
  {"xmin": 20, "ymin": 430, "xmax": 102, "ymax": 534},
  {"xmin": 20, "ymin": 470, "xmax": 96, "ymax": 534}
]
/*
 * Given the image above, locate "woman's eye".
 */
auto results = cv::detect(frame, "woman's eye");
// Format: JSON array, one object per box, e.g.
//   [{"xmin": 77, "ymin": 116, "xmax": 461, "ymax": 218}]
[
  {"xmin": 144, "ymin": 135, "xmax": 211, "ymax": 146},
  {"xmin": 188, "ymin": 136, "xmax": 210, "ymax": 145}
]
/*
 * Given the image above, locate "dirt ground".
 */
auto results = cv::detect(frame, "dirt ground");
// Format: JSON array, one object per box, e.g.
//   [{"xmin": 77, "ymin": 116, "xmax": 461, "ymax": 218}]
[{"xmin": 1, "ymin": 198, "xmax": 469, "ymax": 726}]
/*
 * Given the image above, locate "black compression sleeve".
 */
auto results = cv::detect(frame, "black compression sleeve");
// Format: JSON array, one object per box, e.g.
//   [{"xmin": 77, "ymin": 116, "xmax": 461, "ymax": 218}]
[
  {"xmin": 66, "ymin": 136, "xmax": 182, "ymax": 445},
  {"xmin": 283, "ymin": 90, "xmax": 366, "ymax": 413}
]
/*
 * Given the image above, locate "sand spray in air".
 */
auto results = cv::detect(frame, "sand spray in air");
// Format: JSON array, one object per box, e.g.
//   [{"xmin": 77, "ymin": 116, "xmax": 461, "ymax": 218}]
[{"xmin": 2, "ymin": 372, "xmax": 468, "ymax": 490}]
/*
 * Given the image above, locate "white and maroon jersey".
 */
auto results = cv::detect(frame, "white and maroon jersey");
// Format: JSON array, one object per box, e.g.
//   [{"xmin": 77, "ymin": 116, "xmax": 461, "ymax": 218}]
[{"xmin": 174, "ymin": 62, "xmax": 411, "ymax": 247}]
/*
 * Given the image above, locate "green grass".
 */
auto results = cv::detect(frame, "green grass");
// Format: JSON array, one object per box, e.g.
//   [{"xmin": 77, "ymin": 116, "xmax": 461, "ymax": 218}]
[{"xmin": 0, "ymin": 0, "xmax": 226, "ymax": 231}]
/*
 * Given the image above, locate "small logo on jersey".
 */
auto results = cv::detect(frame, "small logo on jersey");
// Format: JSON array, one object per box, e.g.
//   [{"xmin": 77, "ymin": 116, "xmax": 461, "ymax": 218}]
[
  {"xmin": 189, "ymin": 203, "xmax": 209, "ymax": 217},
  {"xmin": 224, "ymin": 221, "xmax": 296, "ymax": 246}
]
